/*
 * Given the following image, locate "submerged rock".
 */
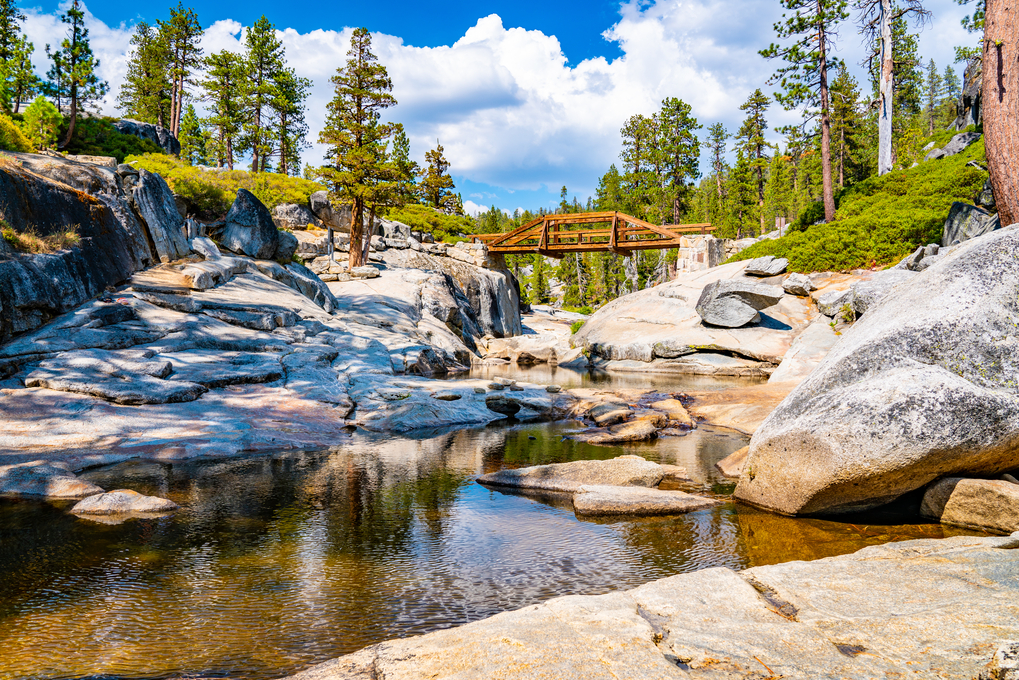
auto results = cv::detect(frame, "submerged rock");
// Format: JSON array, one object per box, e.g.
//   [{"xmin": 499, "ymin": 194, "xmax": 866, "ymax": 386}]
[
  {"xmin": 0, "ymin": 462, "xmax": 103, "ymax": 499},
  {"xmin": 921, "ymin": 477, "xmax": 1019, "ymax": 535},
  {"xmin": 574, "ymin": 419, "xmax": 659, "ymax": 444},
  {"xmin": 71, "ymin": 489, "xmax": 179, "ymax": 515},
  {"xmin": 477, "ymin": 455, "xmax": 664, "ymax": 493},
  {"xmin": 736, "ymin": 226, "xmax": 1019, "ymax": 515},
  {"xmin": 572, "ymin": 485, "xmax": 722, "ymax": 516},
  {"xmin": 695, "ymin": 279, "xmax": 784, "ymax": 328}
]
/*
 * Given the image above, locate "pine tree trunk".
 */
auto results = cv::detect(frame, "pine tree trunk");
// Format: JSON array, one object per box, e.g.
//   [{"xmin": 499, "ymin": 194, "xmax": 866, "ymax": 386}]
[
  {"xmin": 817, "ymin": 13, "xmax": 837, "ymax": 222},
  {"xmin": 983, "ymin": 0, "xmax": 1018, "ymax": 227},
  {"xmin": 349, "ymin": 197, "xmax": 365, "ymax": 269},
  {"xmin": 839, "ymin": 128, "xmax": 845, "ymax": 187},
  {"xmin": 361, "ymin": 206, "xmax": 376, "ymax": 266},
  {"xmin": 61, "ymin": 85, "xmax": 78, "ymax": 149},
  {"xmin": 877, "ymin": 0, "xmax": 894, "ymax": 175}
]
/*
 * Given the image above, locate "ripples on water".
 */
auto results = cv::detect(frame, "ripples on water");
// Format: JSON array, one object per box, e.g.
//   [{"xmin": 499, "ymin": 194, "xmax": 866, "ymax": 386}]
[{"xmin": 0, "ymin": 420, "xmax": 974, "ymax": 680}]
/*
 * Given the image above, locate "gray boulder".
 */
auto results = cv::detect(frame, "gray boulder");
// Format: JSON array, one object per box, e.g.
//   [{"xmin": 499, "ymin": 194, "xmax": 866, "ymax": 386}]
[
  {"xmin": 744, "ymin": 255, "xmax": 788, "ymax": 276},
  {"xmin": 190, "ymin": 237, "xmax": 221, "ymax": 260},
  {"xmin": 285, "ymin": 262, "xmax": 338, "ymax": 313},
  {"xmin": 274, "ymin": 230, "xmax": 298, "ymax": 263},
  {"xmin": 942, "ymin": 202, "xmax": 1000, "ymax": 246},
  {"xmin": 977, "ymin": 178, "xmax": 996, "ymax": 210},
  {"xmin": 477, "ymin": 455, "xmax": 664, "ymax": 493},
  {"xmin": 735, "ymin": 225, "xmax": 1019, "ymax": 515},
  {"xmin": 695, "ymin": 279, "xmax": 783, "ymax": 327},
  {"xmin": 925, "ymin": 131, "xmax": 982, "ymax": 161},
  {"xmin": 815, "ymin": 288, "xmax": 854, "ymax": 317},
  {"xmin": 133, "ymin": 170, "xmax": 190, "ymax": 263},
  {"xmin": 921, "ymin": 477, "xmax": 1019, "ymax": 535},
  {"xmin": 272, "ymin": 203, "xmax": 320, "ymax": 231},
  {"xmin": 782, "ymin": 272, "xmax": 814, "ymax": 296},
  {"xmin": 71, "ymin": 489, "xmax": 179, "ymax": 515},
  {"xmin": 851, "ymin": 269, "xmax": 916, "ymax": 316},
  {"xmin": 572, "ymin": 485, "xmax": 722, "ymax": 517},
  {"xmin": 113, "ymin": 119, "xmax": 181, "ymax": 155},
  {"xmin": 221, "ymin": 189, "xmax": 279, "ymax": 260},
  {"xmin": 309, "ymin": 191, "xmax": 350, "ymax": 231}
]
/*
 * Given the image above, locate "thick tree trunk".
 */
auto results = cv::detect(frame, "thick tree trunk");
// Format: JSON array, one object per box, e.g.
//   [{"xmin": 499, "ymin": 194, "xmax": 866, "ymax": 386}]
[
  {"xmin": 839, "ymin": 128, "xmax": 845, "ymax": 187},
  {"xmin": 983, "ymin": 0, "xmax": 1018, "ymax": 227},
  {"xmin": 361, "ymin": 206, "xmax": 376, "ymax": 266},
  {"xmin": 877, "ymin": 0, "xmax": 894, "ymax": 175},
  {"xmin": 349, "ymin": 196, "xmax": 366, "ymax": 269},
  {"xmin": 818, "ymin": 15, "xmax": 836, "ymax": 222},
  {"xmin": 61, "ymin": 87, "xmax": 78, "ymax": 149}
]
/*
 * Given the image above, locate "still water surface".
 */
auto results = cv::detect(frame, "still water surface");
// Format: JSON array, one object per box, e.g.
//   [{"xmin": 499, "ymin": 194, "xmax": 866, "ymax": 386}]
[{"xmin": 0, "ymin": 417, "xmax": 975, "ymax": 680}]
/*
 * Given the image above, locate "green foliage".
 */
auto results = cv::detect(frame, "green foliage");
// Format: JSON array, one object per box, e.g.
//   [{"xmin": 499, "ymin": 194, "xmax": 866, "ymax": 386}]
[
  {"xmin": 384, "ymin": 203, "xmax": 474, "ymax": 242},
  {"xmin": 62, "ymin": 117, "xmax": 162, "ymax": 162},
  {"xmin": 727, "ymin": 139, "xmax": 988, "ymax": 272},
  {"xmin": 839, "ymin": 302, "xmax": 856, "ymax": 323},
  {"xmin": 20, "ymin": 96, "xmax": 61, "ymax": 149},
  {"xmin": 47, "ymin": 0, "xmax": 109, "ymax": 147},
  {"xmin": 0, "ymin": 110, "xmax": 30, "ymax": 151},
  {"xmin": 420, "ymin": 141, "xmax": 459, "ymax": 213},
  {"xmin": 200, "ymin": 49, "xmax": 244, "ymax": 168},
  {"xmin": 178, "ymin": 103, "xmax": 207, "ymax": 165},
  {"xmin": 570, "ymin": 320, "xmax": 585, "ymax": 335},
  {"xmin": 127, "ymin": 152, "xmax": 324, "ymax": 218},
  {"xmin": 117, "ymin": 20, "xmax": 171, "ymax": 126}
]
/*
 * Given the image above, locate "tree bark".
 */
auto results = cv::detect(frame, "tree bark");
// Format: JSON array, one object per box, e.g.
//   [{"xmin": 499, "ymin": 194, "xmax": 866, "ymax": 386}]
[
  {"xmin": 877, "ymin": 0, "xmax": 894, "ymax": 175},
  {"xmin": 349, "ymin": 196, "xmax": 365, "ymax": 269},
  {"xmin": 983, "ymin": 0, "xmax": 1018, "ymax": 227},
  {"xmin": 817, "ymin": 8, "xmax": 836, "ymax": 222}
]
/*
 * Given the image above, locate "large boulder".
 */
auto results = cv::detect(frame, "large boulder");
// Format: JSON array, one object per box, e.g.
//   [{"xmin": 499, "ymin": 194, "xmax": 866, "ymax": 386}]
[
  {"xmin": 695, "ymin": 279, "xmax": 784, "ymax": 327},
  {"xmin": 921, "ymin": 477, "xmax": 1019, "ymax": 535},
  {"xmin": 221, "ymin": 189, "xmax": 279, "ymax": 260},
  {"xmin": 113, "ymin": 119, "xmax": 181, "ymax": 155},
  {"xmin": 735, "ymin": 225, "xmax": 1019, "ymax": 515},
  {"xmin": 744, "ymin": 255, "xmax": 788, "ymax": 277},
  {"xmin": 925, "ymin": 131, "xmax": 982, "ymax": 161},
  {"xmin": 284, "ymin": 262, "xmax": 338, "ymax": 313},
  {"xmin": 272, "ymin": 203, "xmax": 320, "ymax": 230},
  {"xmin": 133, "ymin": 170, "xmax": 190, "ymax": 263},
  {"xmin": 274, "ymin": 230, "xmax": 298, "ymax": 263},
  {"xmin": 477, "ymin": 455, "xmax": 664, "ymax": 493},
  {"xmin": 850, "ymin": 268, "xmax": 916, "ymax": 316},
  {"xmin": 942, "ymin": 202, "xmax": 1000, "ymax": 246}
]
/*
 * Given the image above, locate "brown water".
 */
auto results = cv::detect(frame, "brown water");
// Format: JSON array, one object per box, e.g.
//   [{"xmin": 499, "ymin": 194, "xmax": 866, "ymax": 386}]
[{"xmin": 0, "ymin": 421, "xmax": 976, "ymax": 680}]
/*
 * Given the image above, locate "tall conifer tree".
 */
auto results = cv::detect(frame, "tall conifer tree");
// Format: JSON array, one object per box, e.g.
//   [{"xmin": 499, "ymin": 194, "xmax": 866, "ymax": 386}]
[
  {"xmin": 200, "ymin": 50, "xmax": 244, "ymax": 169},
  {"xmin": 240, "ymin": 16, "xmax": 285, "ymax": 172},
  {"xmin": 735, "ymin": 89, "xmax": 771, "ymax": 233},
  {"xmin": 118, "ymin": 21, "xmax": 171, "ymax": 127},
  {"xmin": 48, "ymin": 0, "xmax": 108, "ymax": 148},
  {"xmin": 159, "ymin": 3, "xmax": 202, "ymax": 137}
]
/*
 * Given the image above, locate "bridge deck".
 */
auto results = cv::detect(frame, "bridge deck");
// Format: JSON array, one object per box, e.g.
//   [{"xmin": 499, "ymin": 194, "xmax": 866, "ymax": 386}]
[{"xmin": 469, "ymin": 212, "xmax": 712, "ymax": 257}]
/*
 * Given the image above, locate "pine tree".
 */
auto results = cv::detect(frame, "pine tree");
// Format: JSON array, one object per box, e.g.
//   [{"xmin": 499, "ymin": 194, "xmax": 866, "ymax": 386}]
[
  {"xmin": 829, "ymin": 63, "xmax": 866, "ymax": 187},
  {"xmin": 269, "ymin": 66, "xmax": 310, "ymax": 175},
  {"xmin": 420, "ymin": 141, "xmax": 457, "ymax": 213},
  {"xmin": 704, "ymin": 123, "xmax": 729, "ymax": 204},
  {"xmin": 317, "ymin": 27, "xmax": 401, "ymax": 269},
  {"xmin": 118, "ymin": 21, "xmax": 172, "ymax": 127},
  {"xmin": 5, "ymin": 34, "xmax": 37, "ymax": 112},
  {"xmin": 727, "ymin": 151, "xmax": 760, "ymax": 238},
  {"xmin": 923, "ymin": 58, "xmax": 942, "ymax": 134},
  {"xmin": 200, "ymin": 50, "xmax": 244, "ymax": 169},
  {"xmin": 21, "ymin": 95, "xmax": 61, "ymax": 149},
  {"xmin": 158, "ymin": 3, "xmax": 203, "ymax": 137},
  {"xmin": 619, "ymin": 113, "xmax": 655, "ymax": 219},
  {"xmin": 735, "ymin": 89, "xmax": 771, "ymax": 232},
  {"xmin": 240, "ymin": 15, "xmax": 285, "ymax": 173},
  {"xmin": 528, "ymin": 254, "xmax": 550, "ymax": 304},
  {"xmin": 595, "ymin": 164, "xmax": 624, "ymax": 211},
  {"xmin": 178, "ymin": 103, "xmax": 206, "ymax": 165},
  {"xmin": 982, "ymin": 0, "xmax": 1017, "ymax": 227},
  {"xmin": 657, "ymin": 97, "xmax": 701, "ymax": 223},
  {"xmin": 48, "ymin": 0, "xmax": 108, "ymax": 149},
  {"xmin": 391, "ymin": 124, "xmax": 420, "ymax": 203}
]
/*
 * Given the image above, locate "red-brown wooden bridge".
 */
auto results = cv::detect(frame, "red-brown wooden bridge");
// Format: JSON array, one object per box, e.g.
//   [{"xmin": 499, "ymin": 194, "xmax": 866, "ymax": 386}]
[{"xmin": 470, "ymin": 211, "xmax": 712, "ymax": 257}]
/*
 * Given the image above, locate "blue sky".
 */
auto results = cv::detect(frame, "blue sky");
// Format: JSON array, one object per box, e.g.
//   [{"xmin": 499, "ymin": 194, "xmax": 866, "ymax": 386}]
[{"xmin": 25, "ymin": 0, "xmax": 977, "ymax": 215}]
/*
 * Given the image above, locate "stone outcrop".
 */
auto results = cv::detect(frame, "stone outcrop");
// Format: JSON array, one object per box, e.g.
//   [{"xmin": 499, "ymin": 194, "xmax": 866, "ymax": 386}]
[
  {"xmin": 286, "ymin": 533, "xmax": 1019, "ymax": 680},
  {"xmin": 942, "ymin": 201, "xmax": 1000, "ymax": 246},
  {"xmin": 221, "ymin": 189, "xmax": 280, "ymax": 260},
  {"xmin": 133, "ymin": 170, "xmax": 191, "ymax": 263},
  {"xmin": 952, "ymin": 56, "xmax": 982, "ymax": 130},
  {"xmin": 735, "ymin": 225, "xmax": 1019, "ymax": 515},
  {"xmin": 921, "ymin": 477, "xmax": 1019, "ymax": 535},
  {"xmin": 695, "ymin": 279, "xmax": 784, "ymax": 327},
  {"xmin": 477, "ymin": 455, "xmax": 665, "ymax": 494},
  {"xmin": 782, "ymin": 272, "xmax": 814, "ymax": 296},
  {"xmin": 113, "ymin": 119, "xmax": 181, "ymax": 155},
  {"xmin": 925, "ymin": 131, "xmax": 982, "ymax": 161},
  {"xmin": 71, "ymin": 489, "xmax": 179, "ymax": 515},
  {"xmin": 272, "ymin": 203, "xmax": 321, "ymax": 230},
  {"xmin": 744, "ymin": 255, "xmax": 788, "ymax": 277},
  {"xmin": 572, "ymin": 485, "xmax": 721, "ymax": 516}
]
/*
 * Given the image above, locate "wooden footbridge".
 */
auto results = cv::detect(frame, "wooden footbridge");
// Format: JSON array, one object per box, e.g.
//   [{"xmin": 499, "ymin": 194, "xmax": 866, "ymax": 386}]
[{"xmin": 470, "ymin": 212, "xmax": 712, "ymax": 257}]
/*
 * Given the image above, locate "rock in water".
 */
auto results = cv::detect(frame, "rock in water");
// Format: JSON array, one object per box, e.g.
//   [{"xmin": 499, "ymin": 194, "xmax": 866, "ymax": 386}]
[
  {"xmin": 744, "ymin": 255, "xmax": 789, "ymax": 276},
  {"xmin": 477, "ymin": 455, "xmax": 664, "ymax": 493},
  {"xmin": 0, "ymin": 462, "xmax": 104, "ymax": 499},
  {"xmin": 942, "ymin": 202, "xmax": 1000, "ymax": 246},
  {"xmin": 221, "ymin": 189, "xmax": 279, "ymax": 260},
  {"xmin": 921, "ymin": 477, "xmax": 1019, "ymax": 535},
  {"xmin": 735, "ymin": 226, "xmax": 1019, "ymax": 515},
  {"xmin": 72, "ymin": 489, "xmax": 179, "ymax": 515},
  {"xmin": 572, "ymin": 485, "xmax": 721, "ymax": 516},
  {"xmin": 695, "ymin": 280, "xmax": 784, "ymax": 327},
  {"xmin": 574, "ymin": 419, "xmax": 659, "ymax": 444},
  {"xmin": 484, "ymin": 394, "xmax": 521, "ymax": 416}
]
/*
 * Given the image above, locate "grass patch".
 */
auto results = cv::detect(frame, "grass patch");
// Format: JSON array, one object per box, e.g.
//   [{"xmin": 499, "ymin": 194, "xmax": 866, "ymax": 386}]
[
  {"xmin": 727, "ymin": 138, "xmax": 988, "ymax": 273},
  {"xmin": 385, "ymin": 203, "xmax": 476, "ymax": 243},
  {"xmin": 126, "ymin": 153, "xmax": 325, "ymax": 219},
  {"xmin": 2, "ymin": 224, "xmax": 81, "ymax": 253}
]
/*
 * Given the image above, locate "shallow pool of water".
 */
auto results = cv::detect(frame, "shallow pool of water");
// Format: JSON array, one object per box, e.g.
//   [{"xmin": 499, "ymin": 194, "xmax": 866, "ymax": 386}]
[{"xmin": 0, "ymin": 421, "xmax": 977, "ymax": 680}]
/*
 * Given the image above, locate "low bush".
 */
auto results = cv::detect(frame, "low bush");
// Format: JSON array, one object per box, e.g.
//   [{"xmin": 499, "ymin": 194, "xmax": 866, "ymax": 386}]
[
  {"xmin": 385, "ymin": 203, "xmax": 476, "ymax": 242},
  {"xmin": 2, "ymin": 223, "xmax": 80, "ymax": 253},
  {"xmin": 62, "ymin": 117, "xmax": 163, "ymax": 162},
  {"xmin": 727, "ymin": 138, "xmax": 988, "ymax": 273},
  {"xmin": 570, "ymin": 320, "xmax": 585, "ymax": 334},
  {"xmin": 0, "ymin": 113, "xmax": 31, "ymax": 152},
  {"xmin": 126, "ymin": 153, "xmax": 325, "ymax": 218}
]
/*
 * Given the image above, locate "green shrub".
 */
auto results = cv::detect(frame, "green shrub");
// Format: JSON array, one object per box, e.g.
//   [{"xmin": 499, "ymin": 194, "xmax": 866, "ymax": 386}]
[
  {"xmin": 0, "ymin": 112, "xmax": 31, "ymax": 152},
  {"xmin": 385, "ymin": 203, "xmax": 476, "ymax": 242},
  {"xmin": 726, "ymin": 139, "xmax": 988, "ymax": 273},
  {"xmin": 62, "ymin": 117, "xmax": 163, "ymax": 162},
  {"xmin": 20, "ymin": 97, "xmax": 61, "ymax": 150},
  {"xmin": 570, "ymin": 320, "xmax": 585, "ymax": 334},
  {"xmin": 126, "ymin": 153, "xmax": 325, "ymax": 218}
]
